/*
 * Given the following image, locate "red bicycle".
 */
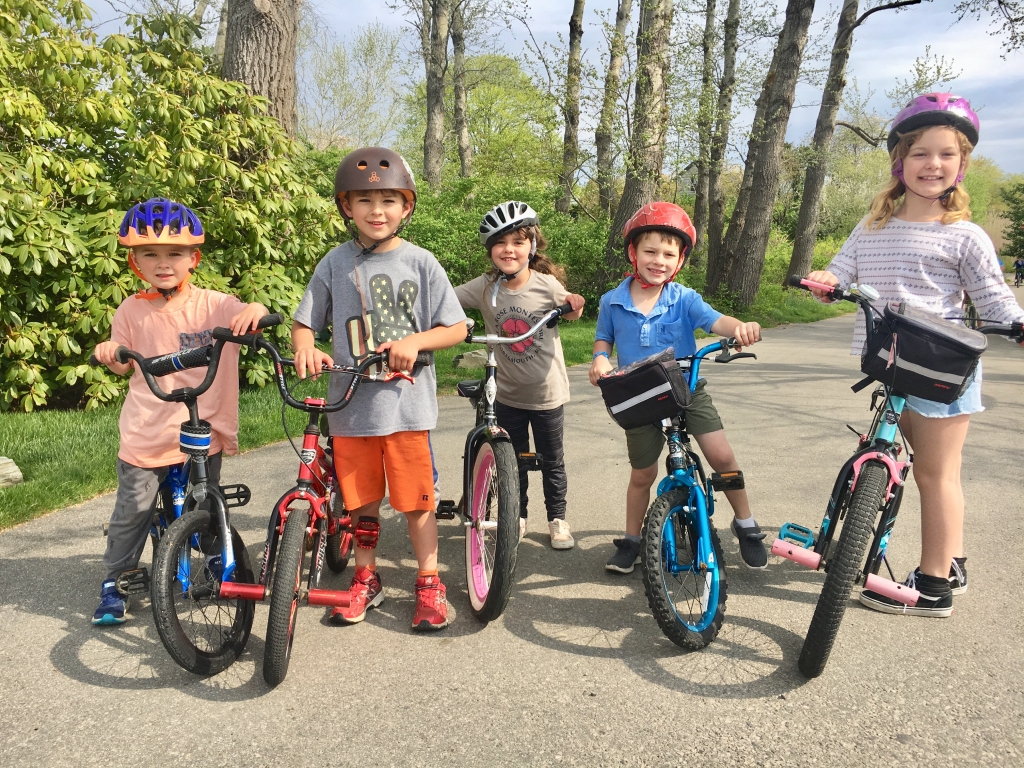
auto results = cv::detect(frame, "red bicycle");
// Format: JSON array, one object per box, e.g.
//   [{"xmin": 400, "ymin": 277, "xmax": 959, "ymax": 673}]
[{"xmin": 215, "ymin": 327, "xmax": 429, "ymax": 686}]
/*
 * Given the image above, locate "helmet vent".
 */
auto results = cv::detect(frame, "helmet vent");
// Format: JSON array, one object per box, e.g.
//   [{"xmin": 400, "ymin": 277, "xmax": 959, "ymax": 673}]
[
  {"xmin": 357, "ymin": 160, "xmax": 368, "ymax": 170},
  {"xmin": 379, "ymin": 160, "xmax": 390, "ymax": 168}
]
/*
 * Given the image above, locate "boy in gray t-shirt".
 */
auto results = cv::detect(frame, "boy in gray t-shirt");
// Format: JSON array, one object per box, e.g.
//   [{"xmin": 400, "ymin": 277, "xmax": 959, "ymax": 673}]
[{"xmin": 292, "ymin": 148, "xmax": 467, "ymax": 631}]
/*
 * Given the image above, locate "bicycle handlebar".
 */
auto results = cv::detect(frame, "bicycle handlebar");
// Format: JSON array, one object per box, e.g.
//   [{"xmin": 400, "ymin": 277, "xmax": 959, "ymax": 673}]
[
  {"xmin": 466, "ymin": 303, "xmax": 574, "ymax": 345},
  {"xmin": 87, "ymin": 314, "xmax": 285, "ymax": 403}
]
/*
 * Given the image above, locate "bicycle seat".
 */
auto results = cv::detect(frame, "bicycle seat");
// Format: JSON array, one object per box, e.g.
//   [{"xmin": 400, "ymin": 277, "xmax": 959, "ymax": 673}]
[{"xmin": 457, "ymin": 379, "xmax": 483, "ymax": 399}]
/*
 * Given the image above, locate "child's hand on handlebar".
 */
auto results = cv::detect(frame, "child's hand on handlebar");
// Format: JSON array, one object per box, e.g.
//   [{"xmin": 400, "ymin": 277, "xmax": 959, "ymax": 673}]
[
  {"xmin": 293, "ymin": 347, "xmax": 333, "ymax": 380},
  {"xmin": 93, "ymin": 341, "xmax": 130, "ymax": 372},
  {"xmin": 805, "ymin": 270, "xmax": 839, "ymax": 301},
  {"xmin": 228, "ymin": 303, "xmax": 269, "ymax": 335},
  {"xmin": 377, "ymin": 336, "xmax": 419, "ymax": 374},
  {"xmin": 731, "ymin": 321, "xmax": 761, "ymax": 348},
  {"xmin": 564, "ymin": 293, "xmax": 586, "ymax": 319}
]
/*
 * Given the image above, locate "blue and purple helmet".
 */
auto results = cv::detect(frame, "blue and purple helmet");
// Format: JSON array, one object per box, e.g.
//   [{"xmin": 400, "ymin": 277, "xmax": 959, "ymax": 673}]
[
  {"xmin": 887, "ymin": 93, "xmax": 980, "ymax": 153},
  {"xmin": 118, "ymin": 198, "xmax": 204, "ymax": 248}
]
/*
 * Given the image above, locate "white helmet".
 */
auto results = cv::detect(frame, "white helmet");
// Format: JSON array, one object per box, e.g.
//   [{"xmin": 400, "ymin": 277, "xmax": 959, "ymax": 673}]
[{"xmin": 478, "ymin": 201, "xmax": 539, "ymax": 248}]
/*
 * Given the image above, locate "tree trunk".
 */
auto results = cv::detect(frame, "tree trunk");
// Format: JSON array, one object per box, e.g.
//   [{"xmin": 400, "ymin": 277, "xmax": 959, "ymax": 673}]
[
  {"xmin": 596, "ymin": 0, "xmax": 632, "ymax": 217},
  {"xmin": 690, "ymin": 0, "xmax": 718, "ymax": 267},
  {"xmin": 706, "ymin": 0, "xmax": 740, "ymax": 272},
  {"xmin": 193, "ymin": 1, "xmax": 211, "ymax": 23},
  {"xmin": 724, "ymin": 0, "xmax": 816, "ymax": 307},
  {"xmin": 556, "ymin": 0, "xmax": 587, "ymax": 214},
  {"xmin": 705, "ymin": 42, "xmax": 780, "ymax": 295},
  {"xmin": 423, "ymin": 0, "xmax": 451, "ymax": 189},
  {"xmin": 785, "ymin": 0, "xmax": 922, "ymax": 283},
  {"xmin": 451, "ymin": 1, "xmax": 472, "ymax": 177},
  {"xmin": 214, "ymin": 0, "xmax": 229, "ymax": 64},
  {"xmin": 222, "ymin": 0, "xmax": 299, "ymax": 135},
  {"xmin": 600, "ymin": 0, "xmax": 675, "ymax": 289}
]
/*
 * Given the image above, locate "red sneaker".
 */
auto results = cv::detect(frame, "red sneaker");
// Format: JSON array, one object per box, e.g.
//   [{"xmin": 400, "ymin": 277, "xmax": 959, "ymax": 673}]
[
  {"xmin": 330, "ymin": 566, "xmax": 383, "ymax": 624},
  {"xmin": 411, "ymin": 575, "xmax": 449, "ymax": 631}
]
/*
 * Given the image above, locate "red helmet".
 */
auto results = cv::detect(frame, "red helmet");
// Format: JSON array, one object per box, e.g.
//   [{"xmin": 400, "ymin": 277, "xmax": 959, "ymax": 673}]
[{"xmin": 622, "ymin": 202, "xmax": 696, "ymax": 287}]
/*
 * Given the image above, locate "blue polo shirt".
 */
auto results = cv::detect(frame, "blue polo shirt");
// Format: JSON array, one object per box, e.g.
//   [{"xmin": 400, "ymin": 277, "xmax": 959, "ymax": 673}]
[{"xmin": 595, "ymin": 278, "xmax": 722, "ymax": 367}]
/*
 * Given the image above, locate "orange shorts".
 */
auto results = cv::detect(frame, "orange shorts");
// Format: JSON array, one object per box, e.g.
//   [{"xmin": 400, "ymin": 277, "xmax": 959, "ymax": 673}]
[{"xmin": 332, "ymin": 431, "xmax": 434, "ymax": 513}]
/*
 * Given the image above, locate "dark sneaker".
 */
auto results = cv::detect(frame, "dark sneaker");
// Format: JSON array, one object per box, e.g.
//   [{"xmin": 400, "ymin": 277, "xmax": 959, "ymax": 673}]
[
  {"xmin": 412, "ymin": 575, "xmax": 449, "ymax": 631},
  {"xmin": 731, "ymin": 518, "xmax": 768, "ymax": 570},
  {"xmin": 331, "ymin": 566, "xmax": 383, "ymax": 624},
  {"xmin": 92, "ymin": 580, "xmax": 129, "ymax": 626},
  {"xmin": 605, "ymin": 538, "xmax": 641, "ymax": 574},
  {"xmin": 949, "ymin": 557, "xmax": 967, "ymax": 596},
  {"xmin": 859, "ymin": 569, "xmax": 953, "ymax": 617}
]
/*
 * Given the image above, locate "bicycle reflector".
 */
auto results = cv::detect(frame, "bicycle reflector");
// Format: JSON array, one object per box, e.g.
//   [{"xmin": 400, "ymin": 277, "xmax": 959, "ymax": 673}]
[{"xmin": 710, "ymin": 471, "xmax": 745, "ymax": 492}]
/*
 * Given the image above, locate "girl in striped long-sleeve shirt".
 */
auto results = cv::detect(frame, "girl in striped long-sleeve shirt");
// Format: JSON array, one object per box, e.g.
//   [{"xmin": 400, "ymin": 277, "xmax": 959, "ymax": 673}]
[{"xmin": 807, "ymin": 93, "xmax": 1024, "ymax": 618}]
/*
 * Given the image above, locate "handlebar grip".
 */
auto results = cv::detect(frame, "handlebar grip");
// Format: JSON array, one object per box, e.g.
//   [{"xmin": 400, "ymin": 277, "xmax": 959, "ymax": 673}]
[
  {"xmin": 142, "ymin": 345, "xmax": 212, "ymax": 377},
  {"xmin": 89, "ymin": 354, "xmax": 100, "ymax": 366},
  {"xmin": 257, "ymin": 313, "xmax": 284, "ymax": 330},
  {"xmin": 415, "ymin": 351, "xmax": 432, "ymax": 367},
  {"xmin": 114, "ymin": 346, "xmax": 131, "ymax": 365},
  {"xmin": 556, "ymin": 302, "xmax": 574, "ymax": 316},
  {"xmin": 787, "ymin": 274, "xmax": 805, "ymax": 288}
]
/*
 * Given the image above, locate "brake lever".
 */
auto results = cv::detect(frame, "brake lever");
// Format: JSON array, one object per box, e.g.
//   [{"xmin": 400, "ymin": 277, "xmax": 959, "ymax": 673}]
[{"xmin": 714, "ymin": 349, "xmax": 757, "ymax": 363}]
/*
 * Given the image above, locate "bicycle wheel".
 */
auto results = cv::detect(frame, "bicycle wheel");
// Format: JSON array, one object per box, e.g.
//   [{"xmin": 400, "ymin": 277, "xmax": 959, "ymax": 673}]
[
  {"xmin": 641, "ymin": 488, "xmax": 726, "ymax": 650},
  {"xmin": 325, "ymin": 509, "xmax": 352, "ymax": 574},
  {"xmin": 263, "ymin": 506, "xmax": 308, "ymax": 687},
  {"xmin": 465, "ymin": 437, "xmax": 520, "ymax": 622},
  {"xmin": 151, "ymin": 508, "xmax": 255, "ymax": 675},
  {"xmin": 798, "ymin": 461, "xmax": 888, "ymax": 678}
]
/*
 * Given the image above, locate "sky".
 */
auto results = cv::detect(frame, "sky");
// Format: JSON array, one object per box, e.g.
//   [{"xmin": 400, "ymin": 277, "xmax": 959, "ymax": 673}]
[{"xmin": 88, "ymin": 0, "xmax": 1023, "ymax": 173}]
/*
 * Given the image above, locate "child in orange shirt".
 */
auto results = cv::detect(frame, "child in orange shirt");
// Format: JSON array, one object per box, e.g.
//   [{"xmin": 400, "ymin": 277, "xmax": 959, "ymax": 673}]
[{"xmin": 91, "ymin": 198, "xmax": 266, "ymax": 625}]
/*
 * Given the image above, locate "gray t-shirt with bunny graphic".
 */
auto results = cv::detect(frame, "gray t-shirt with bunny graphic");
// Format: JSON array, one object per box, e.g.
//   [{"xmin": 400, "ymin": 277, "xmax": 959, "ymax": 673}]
[{"xmin": 294, "ymin": 239, "xmax": 466, "ymax": 437}]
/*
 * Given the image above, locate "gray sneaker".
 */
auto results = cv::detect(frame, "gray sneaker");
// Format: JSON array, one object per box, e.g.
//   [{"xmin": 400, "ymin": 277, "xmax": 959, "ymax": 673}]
[
  {"xmin": 731, "ymin": 518, "xmax": 768, "ymax": 569},
  {"xmin": 605, "ymin": 538, "xmax": 641, "ymax": 574}
]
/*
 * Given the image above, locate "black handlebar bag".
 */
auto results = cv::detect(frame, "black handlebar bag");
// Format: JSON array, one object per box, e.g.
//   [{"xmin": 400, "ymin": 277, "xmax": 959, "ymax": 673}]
[
  {"xmin": 861, "ymin": 302, "xmax": 987, "ymax": 404},
  {"xmin": 597, "ymin": 348, "xmax": 692, "ymax": 429}
]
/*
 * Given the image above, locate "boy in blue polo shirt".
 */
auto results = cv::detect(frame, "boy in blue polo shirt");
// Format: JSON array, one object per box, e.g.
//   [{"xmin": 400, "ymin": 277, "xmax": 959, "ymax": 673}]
[{"xmin": 589, "ymin": 202, "xmax": 767, "ymax": 571}]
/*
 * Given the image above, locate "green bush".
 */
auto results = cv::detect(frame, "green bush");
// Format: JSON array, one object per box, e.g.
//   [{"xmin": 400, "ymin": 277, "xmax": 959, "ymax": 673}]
[
  {"xmin": 1002, "ymin": 181, "xmax": 1024, "ymax": 262},
  {"xmin": 0, "ymin": 1, "xmax": 340, "ymax": 411}
]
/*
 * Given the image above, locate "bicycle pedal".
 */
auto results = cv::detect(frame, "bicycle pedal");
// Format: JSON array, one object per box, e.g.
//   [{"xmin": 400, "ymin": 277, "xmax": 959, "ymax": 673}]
[
  {"xmin": 221, "ymin": 484, "xmax": 251, "ymax": 508},
  {"xmin": 115, "ymin": 568, "xmax": 150, "ymax": 596},
  {"xmin": 778, "ymin": 522, "xmax": 816, "ymax": 548},
  {"xmin": 517, "ymin": 452, "xmax": 544, "ymax": 472},
  {"xmin": 435, "ymin": 500, "xmax": 458, "ymax": 520},
  {"xmin": 710, "ymin": 470, "xmax": 744, "ymax": 492}
]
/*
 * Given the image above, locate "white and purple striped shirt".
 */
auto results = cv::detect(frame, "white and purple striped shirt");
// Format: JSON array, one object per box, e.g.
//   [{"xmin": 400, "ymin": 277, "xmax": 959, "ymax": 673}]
[{"xmin": 828, "ymin": 218, "xmax": 1024, "ymax": 355}]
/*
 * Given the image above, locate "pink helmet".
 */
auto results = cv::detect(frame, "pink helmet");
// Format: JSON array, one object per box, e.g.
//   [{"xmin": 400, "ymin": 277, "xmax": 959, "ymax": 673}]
[{"xmin": 887, "ymin": 93, "xmax": 979, "ymax": 153}]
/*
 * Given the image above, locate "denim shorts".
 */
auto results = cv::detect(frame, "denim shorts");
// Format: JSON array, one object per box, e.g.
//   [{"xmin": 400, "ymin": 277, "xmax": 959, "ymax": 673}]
[{"xmin": 904, "ymin": 362, "xmax": 984, "ymax": 419}]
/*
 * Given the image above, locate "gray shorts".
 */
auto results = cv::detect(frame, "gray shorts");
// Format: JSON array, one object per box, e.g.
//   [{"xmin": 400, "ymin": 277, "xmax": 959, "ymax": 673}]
[
  {"xmin": 103, "ymin": 454, "xmax": 222, "ymax": 580},
  {"xmin": 624, "ymin": 379, "xmax": 724, "ymax": 469}
]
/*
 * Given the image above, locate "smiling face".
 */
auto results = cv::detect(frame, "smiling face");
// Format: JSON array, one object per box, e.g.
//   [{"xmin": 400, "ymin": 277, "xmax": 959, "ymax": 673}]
[
  {"xmin": 633, "ymin": 231, "xmax": 683, "ymax": 287},
  {"xmin": 129, "ymin": 244, "xmax": 199, "ymax": 291},
  {"xmin": 489, "ymin": 229, "xmax": 533, "ymax": 276},
  {"xmin": 340, "ymin": 189, "xmax": 414, "ymax": 243},
  {"xmin": 901, "ymin": 126, "xmax": 964, "ymax": 200}
]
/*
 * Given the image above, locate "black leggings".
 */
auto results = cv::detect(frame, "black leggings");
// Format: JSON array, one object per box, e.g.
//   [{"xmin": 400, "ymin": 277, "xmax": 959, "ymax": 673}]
[{"xmin": 494, "ymin": 402, "xmax": 567, "ymax": 521}]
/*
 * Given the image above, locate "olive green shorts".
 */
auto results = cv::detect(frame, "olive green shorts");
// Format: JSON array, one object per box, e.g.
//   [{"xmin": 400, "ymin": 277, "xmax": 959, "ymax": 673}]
[{"xmin": 624, "ymin": 379, "xmax": 723, "ymax": 469}]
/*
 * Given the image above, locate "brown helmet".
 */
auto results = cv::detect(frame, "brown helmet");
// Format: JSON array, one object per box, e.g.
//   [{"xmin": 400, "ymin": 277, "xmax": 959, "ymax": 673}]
[{"xmin": 334, "ymin": 147, "xmax": 417, "ymax": 220}]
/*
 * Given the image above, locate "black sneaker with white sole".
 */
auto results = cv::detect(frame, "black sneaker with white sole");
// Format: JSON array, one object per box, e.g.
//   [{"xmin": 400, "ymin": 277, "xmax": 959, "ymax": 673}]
[
  {"xmin": 605, "ymin": 538, "xmax": 641, "ymax": 574},
  {"xmin": 949, "ymin": 557, "xmax": 967, "ymax": 596},
  {"xmin": 731, "ymin": 518, "xmax": 768, "ymax": 569},
  {"xmin": 859, "ymin": 568, "xmax": 953, "ymax": 617}
]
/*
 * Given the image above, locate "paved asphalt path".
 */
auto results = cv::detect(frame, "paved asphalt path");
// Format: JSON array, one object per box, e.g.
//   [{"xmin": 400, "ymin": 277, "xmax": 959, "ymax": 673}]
[{"xmin": 2, "ymin": 310, "xmax": 1023, "ymax": 767}]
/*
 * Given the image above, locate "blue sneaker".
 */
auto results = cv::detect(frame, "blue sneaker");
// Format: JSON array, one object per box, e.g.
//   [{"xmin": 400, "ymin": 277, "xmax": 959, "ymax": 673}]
[{"xmin": 92, "ymin": 580, "xmax": 129, "ymax": 626}]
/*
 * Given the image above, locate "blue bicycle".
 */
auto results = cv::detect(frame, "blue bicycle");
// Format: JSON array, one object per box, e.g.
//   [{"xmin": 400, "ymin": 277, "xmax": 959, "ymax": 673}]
[
  {"xmin": 640, "ymin": 339, "xmax": 755, "ymax": 650},
  {"xmin": 92, "ymin": 314, "xmax": 281, "ymax": 674}
]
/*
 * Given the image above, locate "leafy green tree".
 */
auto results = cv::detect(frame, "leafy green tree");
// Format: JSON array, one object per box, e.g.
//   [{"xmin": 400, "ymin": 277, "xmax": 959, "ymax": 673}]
[
  {"xmin": 0, "ymin": 0, "xmax": 340, "ymax": 411},
  {"xmin": 1002, "ymin": 180, "xmax": 1024, "ymax": 262}
]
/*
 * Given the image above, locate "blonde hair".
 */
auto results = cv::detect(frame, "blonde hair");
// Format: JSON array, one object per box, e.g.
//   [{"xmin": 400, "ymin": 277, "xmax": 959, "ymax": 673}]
[
  {"xmin": 485, "ymin": 224, "xmax": 567, "ymax": 286},
  {"xmin": 864, "ymin": 127, "xmax": 973, "ymax": 231}
]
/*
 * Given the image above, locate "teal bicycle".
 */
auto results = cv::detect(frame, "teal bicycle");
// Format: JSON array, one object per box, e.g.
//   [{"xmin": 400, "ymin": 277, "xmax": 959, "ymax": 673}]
[{"xmin": 640, "ymin": 339, "xmax": 755, "ymax": 650}]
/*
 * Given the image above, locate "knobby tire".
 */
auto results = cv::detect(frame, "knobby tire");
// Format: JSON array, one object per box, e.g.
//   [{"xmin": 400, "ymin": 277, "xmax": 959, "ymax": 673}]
[
  {"xmin": 641, "ymin": 488, "xmax": 727, "ymax": 650},
  {"xmin": 799, "ymin": 461, "xmax": 888, "ymax": 678},
  {"xmin": 152, "ymin": 507, "xmax": 255, "ymax": 675},
  {"xmin": 263, "ymin": 508, "xmax": 307, "ymax": 687}
]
